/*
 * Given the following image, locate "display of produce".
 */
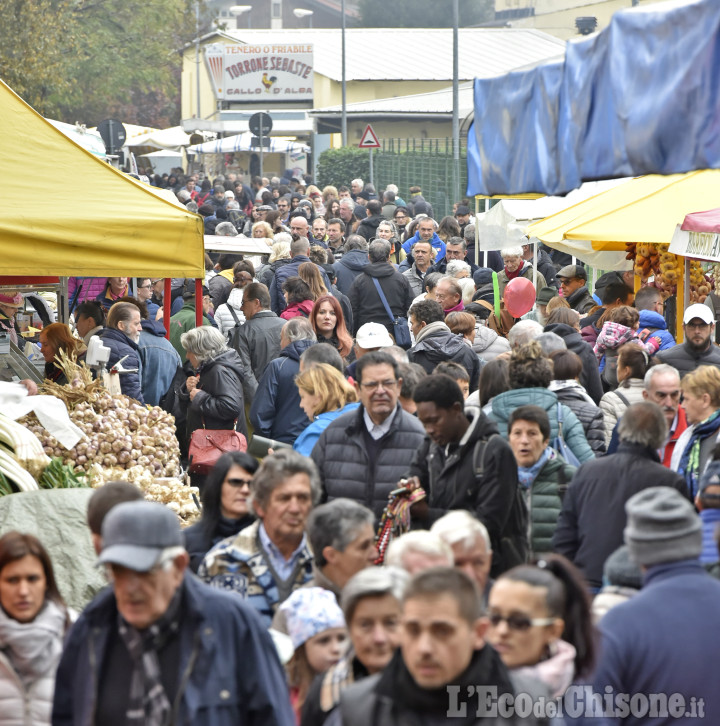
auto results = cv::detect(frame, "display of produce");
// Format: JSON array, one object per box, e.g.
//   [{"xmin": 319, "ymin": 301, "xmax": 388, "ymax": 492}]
[
  {"xmin": 39, "ymin": 457, "xmax": 87, "ymax": 489},
  {"xmin": 0, "ymin": 413, "xmax": 47, "ymax": 492},
  {"xmin": 20, "ymin": 357, "xmax": 181, "ymax": 479},
  {"xmin": 625, "ymin": 242, "xmax": 711, "ymax": 302}
]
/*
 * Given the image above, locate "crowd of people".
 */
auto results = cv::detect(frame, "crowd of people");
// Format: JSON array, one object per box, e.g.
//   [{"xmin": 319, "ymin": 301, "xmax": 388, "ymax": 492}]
[{"xmin": 2, "ymin": 172, "xmax": 720, "ymax": 724}]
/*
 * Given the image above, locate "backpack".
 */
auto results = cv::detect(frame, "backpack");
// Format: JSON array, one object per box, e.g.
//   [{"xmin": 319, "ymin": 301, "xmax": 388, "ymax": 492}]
[
  {"xmin": 552, "ymin": 403, "xmax": 581, "ymax": 467},
  {"xmin": 601, "ymin": 347, "xmax": 620, "ymax": 390},
  {"xmin": 227, "ymin": 306, "xmax": 244, "ymax": 351},
  {"xmin": 472, "ymin": 434, "xmax": 528, "ymax": 573}
]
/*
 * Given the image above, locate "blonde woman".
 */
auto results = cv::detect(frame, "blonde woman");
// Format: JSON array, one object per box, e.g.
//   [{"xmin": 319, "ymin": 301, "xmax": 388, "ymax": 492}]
[
  {"xmin": 297, "ymin": 261, "xmax": 328, "ymax": 301},
  {"xmin": 251, "ymin": 221, "xmax": 274, "ymax": 242},
  {"xmin": 258, "ymin": 239, "xmax": 292, "ymax": 288},
  {"xmin": 293, "ymin": 363, "xmax": 359, "ymax": 456}
]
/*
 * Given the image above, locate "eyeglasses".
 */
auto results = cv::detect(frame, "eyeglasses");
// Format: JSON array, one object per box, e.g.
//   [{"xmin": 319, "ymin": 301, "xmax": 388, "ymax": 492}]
[
  {"xmin": 137, "ymin": 284, "xmax": 152, "ymax": 289},
  {"xmin": 488, "ymin": 613, "xmax": 556, "ymax": 631},
  {"xmin": 226, "ymin": 477, "xmax": 252, "ymax": 488},
  {"xmin": 686, "ymin": 321, "xmax": 711, "ymax": 329},
  {"xmin": 360, "ymin": 379, "xmax": 397, "ymax": 391}
]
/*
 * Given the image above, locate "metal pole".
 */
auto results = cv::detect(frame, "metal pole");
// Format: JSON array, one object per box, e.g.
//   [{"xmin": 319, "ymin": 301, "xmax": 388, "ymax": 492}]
[
  {"xmin": 341, "ymin": 0, "xmax": 347, "ymax": 147},
  {"xmin": 369, "ymin": 148, "xmax": 374, "ymax": 187},
  {"xmin": 195, "ymin": 0, "xmax": 201, "ymax": 119},
  {"xmin": 452, "ymin": 0, "xmax": 460, "ymax": 203},
  {"xmin": 259, "ymin": 119, "xmax": 264, "ymax": 182}
]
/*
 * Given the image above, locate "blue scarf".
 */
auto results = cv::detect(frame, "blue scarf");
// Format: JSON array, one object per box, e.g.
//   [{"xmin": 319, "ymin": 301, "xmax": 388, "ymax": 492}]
[
  {"xmin": 518, "ymin": 447, "xmax": 553, "ymax": 489},
  {"xmin": 677, "ymin": 411, "xmax": 720, "ymax": 498}
]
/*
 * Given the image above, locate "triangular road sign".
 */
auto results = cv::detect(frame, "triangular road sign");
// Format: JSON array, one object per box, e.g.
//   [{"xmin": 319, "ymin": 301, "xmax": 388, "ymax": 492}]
[{"xmin": 358, "ymin": 124, "xmax": 381, "ymax": 149}]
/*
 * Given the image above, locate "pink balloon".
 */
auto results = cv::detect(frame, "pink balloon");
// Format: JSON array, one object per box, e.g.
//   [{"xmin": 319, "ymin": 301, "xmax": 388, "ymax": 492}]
[{"xmin": 504, "ymin": 277, "xmax": 536, "ymax": 318}]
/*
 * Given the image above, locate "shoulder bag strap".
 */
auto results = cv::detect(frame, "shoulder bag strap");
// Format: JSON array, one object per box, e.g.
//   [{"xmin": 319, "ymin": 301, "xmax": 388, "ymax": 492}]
[
  {"xmin": 371, "ymin": 278, "xmax": 397, "ymax": 326},
  {"xmin": 228, "ymin": 305, "xmax": 241, "ymax": 326},
  {"xmin": 613, "ymin": 389, "xmax": 631, "ymax": 408}
]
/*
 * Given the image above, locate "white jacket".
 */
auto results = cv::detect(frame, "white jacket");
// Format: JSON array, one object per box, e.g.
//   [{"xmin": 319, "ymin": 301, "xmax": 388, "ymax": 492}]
[
  {"xmin": 214, "ymin": 286, "xmax": 246, "ymax": 340},
  {"xmin": 0, "ymin": 602, "xmax": 67, "ymax": 726},
  {"xmin": 599, "ymin": 378, "xmax": 646, "ymax": 446}
]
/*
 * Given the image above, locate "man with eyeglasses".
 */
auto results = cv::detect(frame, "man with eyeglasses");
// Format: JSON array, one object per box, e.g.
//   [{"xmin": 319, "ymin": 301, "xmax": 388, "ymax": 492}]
[
  {"xmin": 54, "ymin": 500, "xmax": 295, "ymax": 725},
  {"xmin": 657, "ymin": 303, "xmax": 720, "ymax": 377},
  {"xmin": 393, "ymin": 208, "xmax": 409, "ymax": 237},
  {"xmin": 276, "ymin": 196, "xmax": 291, "ymax": 224},
  {"xmin": 311, "ymin": 351, "xmax": 425, "ymax": 521}
]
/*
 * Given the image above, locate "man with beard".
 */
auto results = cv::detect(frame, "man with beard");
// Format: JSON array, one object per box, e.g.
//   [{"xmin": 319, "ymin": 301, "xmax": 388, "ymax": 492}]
[
  {"xmin": 99, "ymin": 302, "xmax": 145, "ymax": 402},
  {"xmin": 657, "ymin": 303, "xmax": 720, "ymax": 377}
]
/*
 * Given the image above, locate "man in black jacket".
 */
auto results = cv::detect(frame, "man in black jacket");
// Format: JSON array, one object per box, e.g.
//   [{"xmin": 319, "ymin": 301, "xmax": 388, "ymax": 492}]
[
  {"xmin": 657, "ymin": 303, "xmax": 720, "ymax": 377},
  {"xmin": 408, "ymin": 300, "xmax": 480, "ymax": 392},
  {"xmin": 355, "ymin": 199, "xmax": 385, "ymax": 242},
  {"xmin": 339, "ymin": 568, "xmax": 546, "ymax": 726},
  {"xmin": 348, "ymin": 239, "xmax": 414, "ymax": 337},
  {"xmin": 556, "ymin": 264, "xmax": 595, "ymax": 314},
  {"xmin": 407, "ymin": 375, "xmax": 527, "ymax": 577},
  {"xmin": 333, "ymin": 235, "xmax": 368, "ymax": 295},
  {"xmin": 553, "ymin": 401, "xmax": 689, "ymax": 589}
]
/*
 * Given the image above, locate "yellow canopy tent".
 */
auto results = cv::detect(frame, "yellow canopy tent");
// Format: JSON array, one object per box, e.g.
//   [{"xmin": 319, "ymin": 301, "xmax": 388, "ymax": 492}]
[
  {"xmin": 527, "ymin": 170, "xmax": 720, "ymax": 249},
  {"xmin": 527, "ymin": 169, "xmax": 720, "ymax": 341},
  {"xmin": 0, "ymin": 80, "xmax": 204, "ymax": 277}
]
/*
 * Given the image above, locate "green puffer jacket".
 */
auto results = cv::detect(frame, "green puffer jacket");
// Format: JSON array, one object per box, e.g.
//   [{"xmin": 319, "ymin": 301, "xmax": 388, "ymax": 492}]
[
  {"xmin": 489, "ymin": 387, "xmax": 595, "ymax": 463},
  {"xmin": 525, "ymin": 453, "xmax": 576, "ymax": 555}
]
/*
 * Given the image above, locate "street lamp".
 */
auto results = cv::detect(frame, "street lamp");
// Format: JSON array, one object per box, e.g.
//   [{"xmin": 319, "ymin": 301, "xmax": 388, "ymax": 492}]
[
  {"xmin": 293, "ymin": 8, "xmax": 314, "ymax": 27},
  {"xmin": 229, "ymin": 5, "xmax": 252, "ymax": 29}
]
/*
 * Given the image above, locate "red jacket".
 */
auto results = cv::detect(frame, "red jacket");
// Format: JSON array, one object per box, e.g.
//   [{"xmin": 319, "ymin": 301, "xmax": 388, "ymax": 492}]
[{"xmin": 662, "ymin": 406, "xmax": 688, "ymax": 467}]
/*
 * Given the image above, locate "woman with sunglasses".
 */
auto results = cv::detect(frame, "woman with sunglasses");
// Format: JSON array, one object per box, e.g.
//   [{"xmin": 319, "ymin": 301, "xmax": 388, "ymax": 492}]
[
  {"xmin": 486, "ymin": 555, "xmax": 596, "ymax": 698},
  {"xmin": 183, "ymin": 452, "xmax": 258, "ymax": 572}
]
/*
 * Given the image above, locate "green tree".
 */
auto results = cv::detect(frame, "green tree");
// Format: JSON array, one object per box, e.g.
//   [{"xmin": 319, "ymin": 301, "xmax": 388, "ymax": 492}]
[
  {"xmin": 316, "ymin": 147, "xmax": 370, "ymax": 189},
  {"xmin": 0, "ymin": 0, "xmax": 80, "ymax": 118},
  {"xmin": 358, "ymin": 0, "xmax": 492, "ymax": 27}
]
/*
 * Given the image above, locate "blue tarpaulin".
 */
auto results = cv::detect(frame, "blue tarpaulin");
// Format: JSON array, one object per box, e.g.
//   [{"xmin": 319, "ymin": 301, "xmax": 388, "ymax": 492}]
[{"xmin": 467, "ymin": 0, "xmax": 720, "ymax": 197}]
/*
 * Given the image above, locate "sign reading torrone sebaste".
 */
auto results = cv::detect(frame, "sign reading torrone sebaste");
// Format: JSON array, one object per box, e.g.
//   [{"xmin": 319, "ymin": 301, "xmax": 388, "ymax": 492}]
[{"xmin": 205, "ymin": 44, "xmax": 313, "ymax": 102}]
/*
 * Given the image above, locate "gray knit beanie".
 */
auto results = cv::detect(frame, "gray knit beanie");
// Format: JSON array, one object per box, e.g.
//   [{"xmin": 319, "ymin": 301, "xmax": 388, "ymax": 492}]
[
  {"xmin": 603, "ymin": 545, "xmax": 643, "ymax": 590},
  {"xmin": 624, "ymin": 487, "xmax": 702, "ymax": 567}
]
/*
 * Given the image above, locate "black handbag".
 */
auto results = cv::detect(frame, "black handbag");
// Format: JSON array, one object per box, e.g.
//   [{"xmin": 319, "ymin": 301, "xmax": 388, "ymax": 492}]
[{"xmin": 371, "ymin": 278, "xmax": 411, "ymax": 349}]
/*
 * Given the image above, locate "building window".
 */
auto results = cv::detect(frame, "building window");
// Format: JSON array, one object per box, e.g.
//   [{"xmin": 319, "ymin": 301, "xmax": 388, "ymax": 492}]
[{"xmin": 272, "ymin": 0, "xmax": 282, "ymax": 19}]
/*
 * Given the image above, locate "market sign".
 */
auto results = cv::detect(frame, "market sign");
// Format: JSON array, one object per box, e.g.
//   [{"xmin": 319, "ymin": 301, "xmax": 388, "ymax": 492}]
[
  {"xmin": 669, "ymin": 225, "xmax": 720, "ymax": 262},
  {"xmin": 205, "ymin": 44, "xmax": 313, "ymax": 102}
]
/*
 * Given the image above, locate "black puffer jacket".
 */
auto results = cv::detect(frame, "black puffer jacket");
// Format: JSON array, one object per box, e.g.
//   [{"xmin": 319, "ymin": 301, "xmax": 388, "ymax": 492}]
[
  {"xmin": 311, "ymin": 403, "xmax": 426, "ymax": 520},
  {"xmin": 407, "ymin": 407, "xmax": 527, "ymax": 576},
  {"xmin": 550, "ymin": 380, "xmax": 606, "ymax": 455},
  {"xmin": 544, "ymin": 322, "xmax": 604, "ymax": 404},
  {"xmin": 656, "ymin": 341, "xmax": 720, "ymax": 378},
  {"xmin": 355, "ymin": 214, "xmax": 384, "ymax": 242},
  {"xmin": 182, "ymin": 349, "xmax": 247, "ymax": 444},
  {"xmin": 408, "ymin": 322, "xmax": 480, "ymax": 392},
  {"xmin": 348, "ymin": 262, "xmax": 414, "ymax": 336},
  {"xmin": 98, "ymin": 327, "xmax": 144, "ymax": 403}
]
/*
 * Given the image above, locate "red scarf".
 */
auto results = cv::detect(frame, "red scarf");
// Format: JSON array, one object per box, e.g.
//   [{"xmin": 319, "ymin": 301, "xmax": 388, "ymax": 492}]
[{"xmin": 504, "ymin": 265, "xmax": 524, "ymax": 281}]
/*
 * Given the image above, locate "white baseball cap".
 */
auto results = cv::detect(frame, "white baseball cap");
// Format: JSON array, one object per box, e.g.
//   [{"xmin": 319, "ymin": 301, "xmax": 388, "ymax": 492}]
[
  {"xmin": 355, "ymin": 322, "xmax": 394, "ymax": 349},
  {"xmin": 683, "ymin": 303, "xmax": 714, "ymax": 326}
]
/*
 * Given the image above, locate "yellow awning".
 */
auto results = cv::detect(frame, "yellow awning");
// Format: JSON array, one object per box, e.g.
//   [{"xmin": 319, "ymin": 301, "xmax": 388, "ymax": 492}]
[
  {"xmin": 527, "ymin": 170, "xmax": 720, "ymax": 247},
  {"xmin": 0, "ymin": 81, "xmax": 204, "ymax": 277}
]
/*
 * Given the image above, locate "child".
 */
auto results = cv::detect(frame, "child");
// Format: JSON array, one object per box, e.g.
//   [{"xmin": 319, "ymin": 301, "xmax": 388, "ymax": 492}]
[
  {"xmin": 434, "ymin": 361, "xmax": 471, "ymax": 399},
  {"xmin": 279, "ymin": 587, "xmax": 348, "ymax": 722},
  {"xmin": 593, "ymin": 306, "xmax": 660, "ymax": 388}
]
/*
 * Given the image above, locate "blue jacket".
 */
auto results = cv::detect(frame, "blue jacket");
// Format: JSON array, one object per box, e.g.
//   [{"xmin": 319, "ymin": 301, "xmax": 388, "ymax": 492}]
[
  {"xmin": 293, "ymin": 402, "xmax": 360, "ymax": 457},
  {"xmin": 401, "ymin": 231, "xmax": 446, "ymax": 262},
  {"xmin": 700, "ymin": 509, "xmax": 720, "ymax": 565},
  {"xmin": 334, "ymin": 250, "xmax": 369, "ymax": 295},
  {"xmin": 269, "ymin": 255, "xmax": 332, "ymax": 314},
  {"xmin": 585, "ymin": 559, "xmax": 720, "ymax": 725},
  {"xmin": 52, "ymin": 574, "xmax": 296, "ymax": 726},
  {"xmin": 137, "ymin": 319, "xmax": 181, "ymax": 406},
  {"xmin": 249, "ymin": 339, "xmax": 315, "ymax": 444},
  {"xmin": 98, "ymin": 327, "xmax": 144, "ymax": 403},
  {"xmin": 638, "ymin": 309, "xmax": 676, "ymax": 351}
]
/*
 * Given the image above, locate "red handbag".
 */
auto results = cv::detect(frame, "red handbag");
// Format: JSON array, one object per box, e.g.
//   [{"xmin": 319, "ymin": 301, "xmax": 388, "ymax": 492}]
[{"xmin": 188, "ymin": 424, "xmax": 247, "ymax": 476}]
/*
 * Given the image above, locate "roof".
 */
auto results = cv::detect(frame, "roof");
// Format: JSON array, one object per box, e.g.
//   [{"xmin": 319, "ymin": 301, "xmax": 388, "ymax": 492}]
[
  {"xmin": 217, "ymin": 28, "xmax": 566, "ymax": 82},
  {"xmin": 311, "ymin": 82, "xmax": 476, "ymax": 119}
]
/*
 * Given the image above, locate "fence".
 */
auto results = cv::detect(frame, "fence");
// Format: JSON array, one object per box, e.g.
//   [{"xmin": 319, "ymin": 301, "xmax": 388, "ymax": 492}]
[{"xmin": 372, "ymin": 138, "xmax": 467, "ymax": 219}]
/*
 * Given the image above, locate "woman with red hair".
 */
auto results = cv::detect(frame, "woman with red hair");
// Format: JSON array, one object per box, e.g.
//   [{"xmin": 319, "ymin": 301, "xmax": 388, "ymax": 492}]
[
  {"xmin": 38, "ymin": 323, "xmax": 86, "ymax": 384},
  {"xmin": 311, "ymin": 295, "xmax": 353, "ymax": 359}
]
